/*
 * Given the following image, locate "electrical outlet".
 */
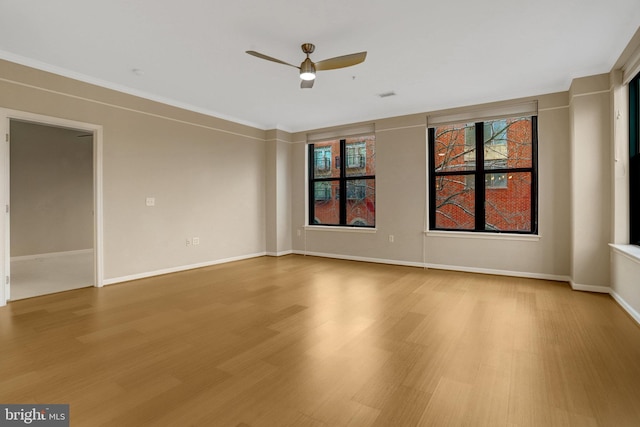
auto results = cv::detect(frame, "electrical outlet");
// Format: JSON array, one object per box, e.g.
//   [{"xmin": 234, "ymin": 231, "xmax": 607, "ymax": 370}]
[
  {"xmin": 193, "ymin": 237, "xmax": 200, "ymax": 245},
  {"xmin": 388, "ymin": 235, "xmax": 394, "ymax": 243},
  {"xmin": 146, "ymin": 197, "xmax": 155, "ymax": 207}
]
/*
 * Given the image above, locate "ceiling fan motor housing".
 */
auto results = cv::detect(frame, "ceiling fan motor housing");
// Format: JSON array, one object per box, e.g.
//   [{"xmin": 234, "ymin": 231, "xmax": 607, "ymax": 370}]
[{"xmin": 300, "ymin": 58, "xmax": 316, "ymax": 80}]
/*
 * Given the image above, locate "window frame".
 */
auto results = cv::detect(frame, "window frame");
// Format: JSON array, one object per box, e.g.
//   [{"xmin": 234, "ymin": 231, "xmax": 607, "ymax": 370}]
[
  {"xmin": 308, "ymin": 137, "xmax": 375, "ymax": 228},
  {"xmin": 428, "ymin": 116, "xmax": 538, "ymax": 234},
  {"xmin": 630, "ymin": 72, "xmax": 640, "ymax": 245}
]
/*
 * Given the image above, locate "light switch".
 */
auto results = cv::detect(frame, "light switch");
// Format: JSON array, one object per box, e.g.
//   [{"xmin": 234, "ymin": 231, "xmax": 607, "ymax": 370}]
[{"xmin": 146, "ymin": 197, "xmax": 155, "ymax": 207}]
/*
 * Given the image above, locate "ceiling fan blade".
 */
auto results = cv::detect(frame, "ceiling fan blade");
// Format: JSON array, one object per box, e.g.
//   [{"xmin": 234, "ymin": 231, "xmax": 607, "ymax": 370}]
[
  {"xmin": 301, "ymin": 79, "xmax": 314, "ymax": 89},
  {"xmin": 315, "ymin": 51, "xmax": 367, "ymax": 71},
  {"xmin": 246, "ymin": 51, "xmax": 299, "ymax": 69}
]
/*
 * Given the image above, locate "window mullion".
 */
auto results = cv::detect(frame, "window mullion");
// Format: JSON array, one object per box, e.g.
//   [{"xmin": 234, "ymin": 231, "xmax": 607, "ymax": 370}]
[
  {"xmin": 308, "ymin": 143, "xmax": 315, "ymax": 225},
  {"xmin": 339, "ymin": 139, "xmax": 347, "ymax": 224},
  {"xmin": 475, "ymin": 122, "xmax": 485, "ymax": 231},
  {"xmin": 531, "ymin": 116, "xmax": 539, "ymax": 233},
  {"xmin": 428, "ymin": 127, "xmax": 437, "ymax": 230}
]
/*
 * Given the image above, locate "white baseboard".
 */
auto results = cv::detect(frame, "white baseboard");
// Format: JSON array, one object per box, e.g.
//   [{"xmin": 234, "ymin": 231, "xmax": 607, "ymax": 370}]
[
  {"xmin": 103, "ymin": 252, "xmax": 267, "ymax": 286},
  {"xmin": 266, "ymin": 250, "xmax": 294, "ymax": 257},
  {"xmin": 11, "ymin": 248, "xmax": 94, "ymax": 262},
  {"xmin": 293, "ymin": 250, "xmax": 428, "ymax": 268},
  {"xmin": 610, "ymin": 290, "xmax": 640, "ymax": 325},
  {"xmin": 569, "ymin": 281, "xmax": 611, "ymax": 293},
  {"xmin": 294, "ymin": 250, "xmax": 572, "ymax": 281},
  {"xmin": 424, "ymin": 262, "xmax": 571, "ymax": 283}
]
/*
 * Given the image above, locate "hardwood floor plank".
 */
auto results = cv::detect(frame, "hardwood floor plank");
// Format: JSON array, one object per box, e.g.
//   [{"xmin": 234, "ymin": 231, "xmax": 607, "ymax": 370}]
[
  {"xmin": 461, "ymin": 364, "xmax": 512, "ymax": 426},
  {"xmin": 370, "ymin": 384, "xmax": 433, "ymax": 427},
  {"xmin": 418, "ymin": 377, "xmax": 472, "ymax": 426}
]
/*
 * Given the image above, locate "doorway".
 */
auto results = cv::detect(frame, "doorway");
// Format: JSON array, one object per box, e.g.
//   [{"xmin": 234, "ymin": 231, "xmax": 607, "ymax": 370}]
[
  {"xmin": 10, "ymin": 121, "xmax": 94, "ymax": 299},
  {"xmin": 0, "ymin": 110, "xmax": 103, "ymax": 305}
]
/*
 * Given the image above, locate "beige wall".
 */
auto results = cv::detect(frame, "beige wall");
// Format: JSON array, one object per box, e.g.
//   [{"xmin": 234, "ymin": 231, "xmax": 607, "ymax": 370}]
[
  {"xmin": 0, "ymin": 59, "xmax": 269, "ymax": 281},
  {"xmin": 610, "ymin": 70, "xmax": 629, "ymax": 244},
  {"xmin": 291, "ymin": 95, "xmax": 573, "ymax": 279},
  {"xmin": 10, "ymin": 121, "xmax": 93, "ymax": 256},
  {"xmin": 265, "ymin": 129, "xmax": 293, "ymax": 256},
  {"xmin": 609, "ymin": 28, "xmax": 640, "ymax": 323},
  {"xmin": 569, "ymin": 74, "xmax": 612, "ymax": 289}
]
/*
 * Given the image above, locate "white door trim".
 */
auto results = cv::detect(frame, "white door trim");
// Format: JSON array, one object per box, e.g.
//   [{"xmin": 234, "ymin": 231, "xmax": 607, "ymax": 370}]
[{"xmin": 0, "ymin": 109, "xmax": 104, "ymax": 306}]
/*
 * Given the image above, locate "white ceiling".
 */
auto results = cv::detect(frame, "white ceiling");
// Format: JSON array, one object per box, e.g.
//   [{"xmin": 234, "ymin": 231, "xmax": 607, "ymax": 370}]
[{"xmin": 1, "ymin": 1, "xmax": 639, "ymax": 132}]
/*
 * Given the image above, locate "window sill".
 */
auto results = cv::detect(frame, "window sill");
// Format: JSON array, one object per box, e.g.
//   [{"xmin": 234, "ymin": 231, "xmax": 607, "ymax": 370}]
[
  {"xmin": 609, "ymin": 244, "xmax": 640, "ymax": 265},
  {"xmin": 305, "ymin": 226, "xmax": 377, "ymax": 234},
  {"xmin": 424, "ymin": 230, "xmax": 541, "ymax": 242}
]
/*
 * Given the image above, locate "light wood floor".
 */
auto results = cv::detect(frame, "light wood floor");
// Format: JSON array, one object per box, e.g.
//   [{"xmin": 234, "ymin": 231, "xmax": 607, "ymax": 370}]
[{"xmin": 1, "ymin": 255, "xmax": 639, "ymax": 426}]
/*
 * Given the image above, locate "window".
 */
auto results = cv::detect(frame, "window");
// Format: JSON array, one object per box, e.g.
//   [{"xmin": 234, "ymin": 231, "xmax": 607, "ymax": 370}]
[
  {"xmin": 630, "ymin": 72, "xmax": 640, "ymax": 245},
  {"xmin": 314, "ymin": 181, "xmax": 332, "ymax": 201},
  {"xmin": 428, "ymin": 116, "xmax": 537, "ymax": 233},
  {"xmin": 309, "ymin": 136, "xmax": 375, "ymax": 227},
  {"xmin": 347, "ymin": 180, "xmax": 367, "ymax": 200},
  {"xmin": 346, "ymin": 141, "xmax": 366, "ymax": 169},
  {"xmin": 314, "ymin": 146, "xmax": 332, "ymax": 174},
  {"xmin": 485, "ymin": 120, "xmax": 508, "ymax": 146}
]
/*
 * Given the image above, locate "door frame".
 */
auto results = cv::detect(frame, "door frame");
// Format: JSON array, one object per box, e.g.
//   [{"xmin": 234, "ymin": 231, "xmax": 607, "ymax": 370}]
[{"xmin": 0, "ymin": 109, "xmax": 104, "ymax": 305}]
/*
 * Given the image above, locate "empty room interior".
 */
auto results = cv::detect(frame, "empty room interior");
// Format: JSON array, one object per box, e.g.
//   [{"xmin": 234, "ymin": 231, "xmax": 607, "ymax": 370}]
[{"xmin": 1, "ymin": 1, "xmax": 640, "ymax": 426}]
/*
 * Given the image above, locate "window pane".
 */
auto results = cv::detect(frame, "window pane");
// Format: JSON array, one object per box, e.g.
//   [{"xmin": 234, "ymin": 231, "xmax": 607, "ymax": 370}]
[
  {"xmin": 313, "ymin": 140, "xmax": 340, "ymax": 178},
  {"xmin": 484, "ymin": 120, "xmax": 508, "ymax": 145},
  {"xmin": 485, "ymin": 172, "xmax": 507, "ymax": 189},
  {"xmin": 346, "ymin": 179, "xmax": 375, "ymax": 226},
  {"xmin": 313, "ymin": 181, "xmax": 340, "ymax": 225},
  {"xmin": 484, "ymin": 117, "xmax": 532, "ymax": 170},
  {"xmin": 434, "ymin": 123, "xmax": 476, "ymax": 172},
  {"xmin": 483, "ymin": 119, "xmax": 507, "ymax": 169},
  {"xmin": 485, "ymin": 172, "xmax": 531, "ymax": 232},
  {"xmin": 434, "ymin": 175, "xmax": 475, "ymax": 230},
  {"xmin": 345, "ymin": 136, "xmax": 375, "ymax": 177}
]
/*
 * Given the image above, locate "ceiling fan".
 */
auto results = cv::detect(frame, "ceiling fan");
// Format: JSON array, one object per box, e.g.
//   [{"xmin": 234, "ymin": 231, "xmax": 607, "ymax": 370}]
[{"xmin": 246, "ymin": 43, "xmax": 366, "ymax": 89}]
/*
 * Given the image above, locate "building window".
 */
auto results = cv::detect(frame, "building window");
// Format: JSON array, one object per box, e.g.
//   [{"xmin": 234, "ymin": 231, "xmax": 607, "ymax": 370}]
[
  {"xmin": 346, "ymin": 141, "xmax": 366, "ymax": 169},
  {"xmin": 309, "ymin": 136, "xmax": 375, "ymax": 227},
  {"xmin": 630, "ymin": 72, "xmax": 640, "ymax": 245},
  {"xmin": 314, "ymin": 146, "xmax": 332, "ymax": 174},
  {"xmin": 314, "ymin": 181, "xmax": 332, "ymax": 201},
  {"xmin": 428, "ymin": 116, "xmax": 537, "ymax": 233}
]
